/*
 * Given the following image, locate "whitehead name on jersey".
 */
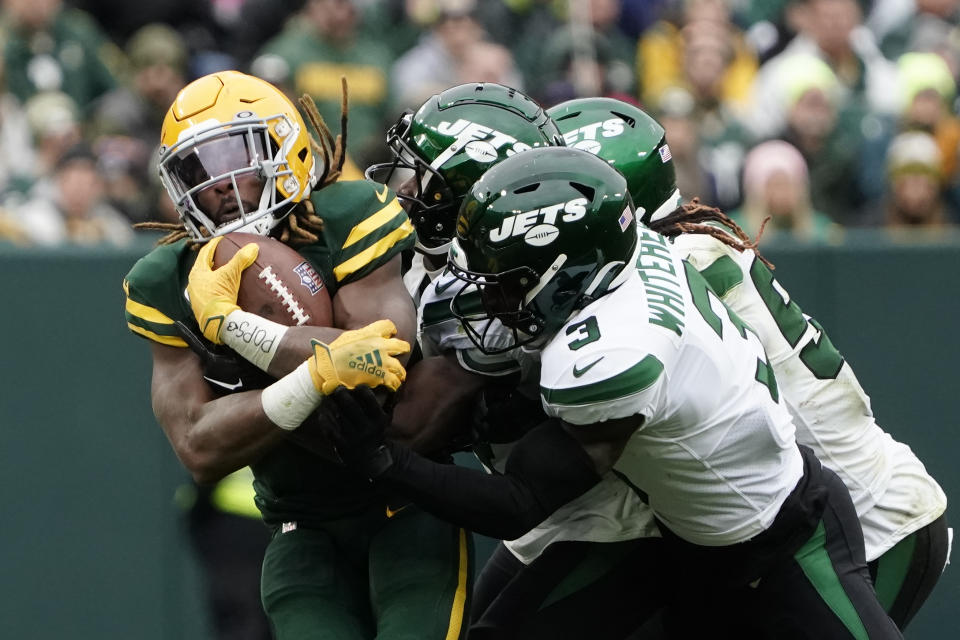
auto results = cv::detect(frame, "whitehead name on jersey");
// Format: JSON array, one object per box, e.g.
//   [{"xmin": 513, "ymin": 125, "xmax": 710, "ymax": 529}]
[
  {"xmin": 673, "ymin": 232, "xmax": 947, "ymax": 560},
  {"xmin": 539, "ymin": 228, "xmax": 804, "ymax": 547}
]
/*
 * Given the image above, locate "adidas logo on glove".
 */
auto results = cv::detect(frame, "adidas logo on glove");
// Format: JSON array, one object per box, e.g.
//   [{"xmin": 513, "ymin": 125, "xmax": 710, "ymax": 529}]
[{"xmin": 349, "ymin": 350, "xmax": 384, "ymax": 378}]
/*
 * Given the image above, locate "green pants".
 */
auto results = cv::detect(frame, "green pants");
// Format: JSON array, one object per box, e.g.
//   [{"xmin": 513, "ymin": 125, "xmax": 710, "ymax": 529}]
[
  {"xmin": 261, "ymin": 503, "xmax": 472, "ymax": 640},
  {"xmin": 869, "ymin": 513, "xmax": 950, "ymax": 630}
]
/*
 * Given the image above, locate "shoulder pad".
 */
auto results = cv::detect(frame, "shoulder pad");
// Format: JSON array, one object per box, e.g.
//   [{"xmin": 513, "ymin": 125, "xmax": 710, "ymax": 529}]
[
  {"xmin": 670, "ymin": 230, "xmax": 739, "ymax": 269},
  {"xmin": 123, "ymin": 241, "xmax": 191, "ymax": 347},
  {"xmin": 672, "ymin": 234, "xmax": 753, "ymax": 299},
  {"xmin": 311, "ymin": 180, "xmax": 416, "ymax": 284},
  {"xmin": 540, "ymin": 340, "xmax": 665, "ymax": 425},
  {"xmin": 539, "ymin": 296, "xmax": 674, "ymax": 425}
]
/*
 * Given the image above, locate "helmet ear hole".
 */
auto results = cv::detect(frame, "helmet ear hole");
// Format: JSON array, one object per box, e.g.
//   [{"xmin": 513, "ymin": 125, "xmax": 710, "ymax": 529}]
[
  {"xmin": 609, "ymin": 110, "xmax": 637, "ymax": 127},
  {"xmin": 570, "ymin": 182, "xmax": 595, "ymax": 200},
  {"xmin": 298, "ymin": 147, "xmax": 308, "ymax": 162}
]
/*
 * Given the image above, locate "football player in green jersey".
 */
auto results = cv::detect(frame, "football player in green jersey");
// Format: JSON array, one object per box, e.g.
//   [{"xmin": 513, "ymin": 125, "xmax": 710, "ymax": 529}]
[
  {"xmin": 124, "ymin": 71, "xmax": 472, "ymax": 640},
  {"xmin": 553, "ymin": 96, "xmax": 949, "ymax": 633}
]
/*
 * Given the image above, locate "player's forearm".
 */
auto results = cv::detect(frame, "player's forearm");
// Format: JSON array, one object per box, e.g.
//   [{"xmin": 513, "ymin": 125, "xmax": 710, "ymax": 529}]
[
  {"xmin": 331, "ymin": 258, "xmax": 417, "ymax": 365},
  {"xmin": 388, "ymin": 355, "xmax": 486, "ymax": 454},
  {"xmin": 212, "ymin": 308, "xmax": 343, "ymax": 378},
  {"xmin": 333, "ymin": 296, "xmax": 416, "ymax": 366},
  {"xmin": 221, "ymin": 310, "xmax": 411, "ymax": 379},
  {"xmin": 267, "ymin": 325, "xmax": 344, "ymax": 378},
  {"xmin": 376, "ymin": 421, "xmax": 601, "ymax": 540},
  {"xmin": 163, "ymin": 390, "xmax": 287, "ymax": 485}
]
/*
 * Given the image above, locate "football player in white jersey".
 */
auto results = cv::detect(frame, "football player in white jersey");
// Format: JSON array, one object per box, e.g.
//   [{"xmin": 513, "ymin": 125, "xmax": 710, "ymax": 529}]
[
  {"xmin": 548, "ymin": 96, "xmax": 949, "ymax": 631},
  {"xmin": 365, "ymin": 82, "xmax": 562, "ymax": 307},
  {"xmin": 370, "ymin": 85, "xmax": 669, "ymax": 636},
  {"xmin": 369, "ymin": 82, "xmax": 563, "ymax": 465},
  {"xmin": 323, "ymin": 146, "xmax": 903, "ymax": 638}
]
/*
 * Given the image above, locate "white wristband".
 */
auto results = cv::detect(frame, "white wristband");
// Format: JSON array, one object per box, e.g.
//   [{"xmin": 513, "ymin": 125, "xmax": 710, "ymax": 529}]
[
  {"xmin": 260, "ymin": 361, "xmax": 322, "ymax": 431},
  {"xmin": 221, "ymin": 310, "xmax": 289, "ymax": 372}
]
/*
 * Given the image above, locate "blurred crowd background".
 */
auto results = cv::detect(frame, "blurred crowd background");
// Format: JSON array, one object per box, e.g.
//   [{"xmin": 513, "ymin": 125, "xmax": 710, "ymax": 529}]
[{"xmin": 1, "ymin": 0, "xmax": 959, "ymax": 248}]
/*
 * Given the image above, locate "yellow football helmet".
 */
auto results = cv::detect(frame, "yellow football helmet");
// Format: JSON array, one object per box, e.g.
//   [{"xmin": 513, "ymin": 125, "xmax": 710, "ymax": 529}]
[{"xmin": 158, "ymin": 70, "xmax": 319, "ymax": 241}]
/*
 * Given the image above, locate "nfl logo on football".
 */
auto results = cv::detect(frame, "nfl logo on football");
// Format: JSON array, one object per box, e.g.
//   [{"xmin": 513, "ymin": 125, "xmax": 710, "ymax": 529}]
[{"xmin": 293, "ymin": 261, "xmax": 325, "ymax": 295}]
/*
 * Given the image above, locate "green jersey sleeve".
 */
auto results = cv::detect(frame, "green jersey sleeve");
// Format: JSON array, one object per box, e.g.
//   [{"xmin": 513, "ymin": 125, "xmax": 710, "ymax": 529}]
[
  {"xmin": 122, "ymin": 240, "xmax": 194, "ymax": 348},
  {"xmin": 305, "ymin": 180, "xmax": 415, "ymax": 290}
]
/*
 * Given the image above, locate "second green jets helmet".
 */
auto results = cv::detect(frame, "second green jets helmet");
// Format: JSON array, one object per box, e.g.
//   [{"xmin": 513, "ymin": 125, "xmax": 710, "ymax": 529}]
[
  {"xmin": 365, "ymin": 83, "xmax": 562, "ymax": 255},
  {"xmin": 548, "ymin": 97, "xmax": 681, "ymax": 225},
  {"xmin": 448, "ymin": 146, "xmax": 638, "ymax": 354}
]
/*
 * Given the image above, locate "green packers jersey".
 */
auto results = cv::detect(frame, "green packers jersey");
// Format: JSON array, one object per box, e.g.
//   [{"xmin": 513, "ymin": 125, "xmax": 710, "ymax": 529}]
[{"xmin": 123, "ymin": 180, "xmax": 415, "ymax": 524}]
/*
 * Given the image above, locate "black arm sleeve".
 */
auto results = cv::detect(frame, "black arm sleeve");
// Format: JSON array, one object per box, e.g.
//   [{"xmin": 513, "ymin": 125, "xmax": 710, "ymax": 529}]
[{"xmin": 377, "ymin": 420, "xmax": 602, "ymax": 540}]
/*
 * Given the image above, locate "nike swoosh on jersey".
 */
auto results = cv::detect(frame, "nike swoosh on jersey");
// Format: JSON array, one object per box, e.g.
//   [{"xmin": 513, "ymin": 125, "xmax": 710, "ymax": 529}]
[
  {"xmin": 385, "ymin": 503, "xmax": 409, "ymax": 518},
  {"xmin": 375, "ymin": 184, "xmax": 390, "ymax": 203},
  {"xmin": 434, "ymin": 276, "xmax": 459, "ymax": 295},
  {"xmin": 573, "ymin": 357, "xmax": 604, "ymax": 378},
  {"xmin": 203, "ymin": 375, "xmax": 245, "ymax": 391}
]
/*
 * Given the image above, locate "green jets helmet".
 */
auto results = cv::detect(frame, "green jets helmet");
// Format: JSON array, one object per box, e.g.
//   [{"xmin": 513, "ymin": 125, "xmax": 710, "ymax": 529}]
[
  {"xmin": 548, "ymin": 97, "xmax": 680, "ymax": 225},
  {"xmin": 448, "ymin": 146, "xmax": 638, "ymax": 354},
  {"xmin": 365, "ymin": 83, "xmax": 562, "ymax": 255}
]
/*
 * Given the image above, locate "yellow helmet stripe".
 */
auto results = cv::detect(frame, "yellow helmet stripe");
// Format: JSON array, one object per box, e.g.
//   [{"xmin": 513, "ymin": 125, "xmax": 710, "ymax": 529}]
[
  {"xmin": 334, "ymin": 219, "xmax": 415, "ymax": 281},
  {"xmin": 127, "ymin": 322, "xmax": 188, "ymax": 347},
  {"xmin": 341, "ymin": 198, "xmax": 404, "ymax": 249}
]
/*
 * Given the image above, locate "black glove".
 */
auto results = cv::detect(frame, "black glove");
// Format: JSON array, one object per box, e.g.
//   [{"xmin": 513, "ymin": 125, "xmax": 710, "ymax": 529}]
[
  {"xmin": 320, "ymin": 386, "xmax": 395, "ymax": 478},
  {"xmin": 175, "ymin": 321, "xmax": 272, "ymax": 396},
  {"xmin": 474, "ymin": 381, "xmax": 546, "ymax": 444}
]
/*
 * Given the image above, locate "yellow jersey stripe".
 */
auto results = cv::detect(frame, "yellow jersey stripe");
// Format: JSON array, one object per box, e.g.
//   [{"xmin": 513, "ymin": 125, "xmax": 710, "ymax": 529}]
[
  {"xmin": 334, "ymin": 219, "xmax": 415, "ymax": 281},
  {"xmin": 444, "ymin": 528, "xmax": 469, "ymax": 640},
  {"xmin": 341, "ymin": 198, "xmax": 404, "ymax": 249},
  {"xmin": 127, "ymin": 322, "xmax": 188, "ymax": 347},
  {"xmin": 125, "ymin": 297, "xmax": 177, "ymax": 325}
]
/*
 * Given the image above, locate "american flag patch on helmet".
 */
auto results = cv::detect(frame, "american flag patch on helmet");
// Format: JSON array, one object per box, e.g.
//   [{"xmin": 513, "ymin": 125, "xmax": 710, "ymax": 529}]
[
  {"xmin": 659, "ymin": 145, "xmax": 672, "ymax": 163},
  {"xmin": 619, "ymin": 207, "xmax": 634, "ymax": 231}
]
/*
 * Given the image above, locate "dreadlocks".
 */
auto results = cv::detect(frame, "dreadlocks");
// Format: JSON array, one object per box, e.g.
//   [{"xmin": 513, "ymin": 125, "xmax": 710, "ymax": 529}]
[
  {"xmin": 137, "ymin": 79, "xmax": 351, "ymax": 249},
  {"xmin": 648, "ymin": 198, "xmax": 774, "ymax": 270}
]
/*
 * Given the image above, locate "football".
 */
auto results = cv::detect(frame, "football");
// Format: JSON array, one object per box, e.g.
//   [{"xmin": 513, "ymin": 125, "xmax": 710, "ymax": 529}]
[{"xmin": 213, "ymin": 232, "xmax": 333, "ymax": 327}]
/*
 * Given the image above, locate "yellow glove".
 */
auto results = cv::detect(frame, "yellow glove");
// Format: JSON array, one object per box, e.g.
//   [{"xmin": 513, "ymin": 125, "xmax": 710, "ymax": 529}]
[
  {"xmin": 187, "ymin": 236, "xmax": 260, "ymax": 343},
  {"xmin": 308, "ymin": 320, "xmax": 410, "ymax": 394}
]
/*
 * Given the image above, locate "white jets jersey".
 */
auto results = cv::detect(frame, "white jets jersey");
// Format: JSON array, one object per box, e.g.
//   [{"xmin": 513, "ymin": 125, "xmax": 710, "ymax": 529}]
[
  {"xmin": 417, "ymin": 268, "xmax": 521, "ymax": 377},
  {"xmin": 417, "ymin": 262, "xmax": 660, "ymax": 563},
  {"xmin": 505, "ymin": 472, "xmax": 661, "ymax": 565},
  {"xmin": 402, "ymin": 252, "xmax": 442, "ymax": 308},
  {"xmin": 673, "ymin": 232, "xmax": 947, "ymax": 559},
  {"xmin": 539, "ymin": 228, "xmax": 803, "ymax": 547}
]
